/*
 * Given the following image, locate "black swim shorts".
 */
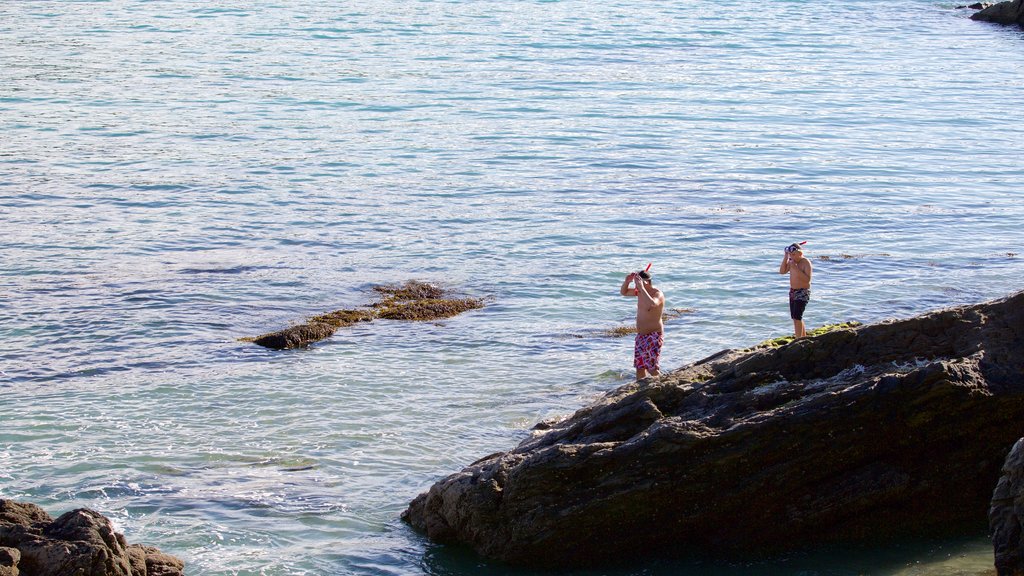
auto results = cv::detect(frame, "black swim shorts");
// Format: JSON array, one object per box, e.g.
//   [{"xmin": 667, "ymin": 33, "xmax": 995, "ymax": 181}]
[{"xmin": 789, "ymin": 288, "xmax": 811, "ymax": 320}]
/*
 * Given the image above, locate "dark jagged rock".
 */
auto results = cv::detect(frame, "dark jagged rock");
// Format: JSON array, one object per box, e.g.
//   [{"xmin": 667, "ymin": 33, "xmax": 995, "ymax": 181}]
[
  {"xmin": 992, "ymin": 437, "xmax": 1024, "ymax": 576},
  {"xmin": 404, "ymin": 290, "xmax": 1024, "ymax": 569},
  {"xmin": 0, "ymin": 500, "xmax": 182, "ymax": 576},
  {"xmin": 971, "ymin": 0, "xmax": 1024, "ymax": 24}
]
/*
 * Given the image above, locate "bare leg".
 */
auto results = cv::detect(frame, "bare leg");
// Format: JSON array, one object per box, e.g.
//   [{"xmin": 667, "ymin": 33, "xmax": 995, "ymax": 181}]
[
  {"xmin": 793, "ymin": 319, "xmax": 806, "ymax": 338},
  {"xmin": 636, "ymin": 368, "xmax": 648, "ymax": 380}
]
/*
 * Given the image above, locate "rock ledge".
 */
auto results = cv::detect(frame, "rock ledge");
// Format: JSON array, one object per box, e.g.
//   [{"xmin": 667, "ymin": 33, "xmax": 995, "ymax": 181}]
[{"xmin": 404, "ymin": 290, "xmax": 1024, "ymax": 568}]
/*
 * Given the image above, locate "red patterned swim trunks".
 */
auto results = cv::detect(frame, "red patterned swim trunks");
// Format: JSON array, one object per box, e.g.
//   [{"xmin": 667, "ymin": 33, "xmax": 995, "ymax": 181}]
[{"xmin": 634, "ymin": 331, "xmax": 664, "ymax": 371}]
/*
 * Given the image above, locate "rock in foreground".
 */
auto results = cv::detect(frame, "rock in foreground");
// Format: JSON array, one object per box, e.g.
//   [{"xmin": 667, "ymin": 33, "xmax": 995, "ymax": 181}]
[
  {"xmin": 0, "ymin": 500, "xmax": 183, "ymax": 576},
  {"xmin": 404, "ymin": 290, "xmax": 1024, "ymax": 568},
  {"xmin": 991, "ymin": 437, "xmax": 1024, "ymax": 576}
]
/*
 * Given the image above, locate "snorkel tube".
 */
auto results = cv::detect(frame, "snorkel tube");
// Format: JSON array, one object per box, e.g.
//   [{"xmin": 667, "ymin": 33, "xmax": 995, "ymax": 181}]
[{"xmin": 634, "ymin": 263, "xmax": 652, "ymax": 295}]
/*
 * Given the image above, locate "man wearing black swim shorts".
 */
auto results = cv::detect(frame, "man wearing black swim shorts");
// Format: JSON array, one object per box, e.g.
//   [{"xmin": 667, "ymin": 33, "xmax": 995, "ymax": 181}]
[{"xmin": 779, "ymin": 243, "xmax": 813, "ymax": 338}]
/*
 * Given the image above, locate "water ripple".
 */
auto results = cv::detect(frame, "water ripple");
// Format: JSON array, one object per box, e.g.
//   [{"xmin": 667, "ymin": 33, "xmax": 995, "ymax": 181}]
[{"xmin": 2, "ymin": 0, "xmax": 1023, "ymax": 574}]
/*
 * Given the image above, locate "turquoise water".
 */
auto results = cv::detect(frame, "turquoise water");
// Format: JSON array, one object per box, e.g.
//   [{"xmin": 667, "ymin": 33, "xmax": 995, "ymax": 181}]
[{"xmin": 1, "ymin": 0, "xmax": 1022, "ymax": 574}]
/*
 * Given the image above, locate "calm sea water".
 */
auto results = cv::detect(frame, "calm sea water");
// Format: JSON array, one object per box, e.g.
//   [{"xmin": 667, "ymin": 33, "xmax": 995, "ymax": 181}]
[{"xmin": 2, "ymin": 0, "xmax": 1023, "ymax": 574}]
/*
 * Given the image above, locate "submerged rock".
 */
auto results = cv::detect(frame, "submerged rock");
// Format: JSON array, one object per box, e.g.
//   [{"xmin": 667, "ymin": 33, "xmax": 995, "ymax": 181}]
[
  {"xmin": 404, "ymin": 290, "xmax": 1024, "ymax": 568},
  {"xmin": 971, "ymin": 0, "xmax": 1024, "ymax": 24},
  {"xmin": 0, "ymin": 500, "xmax": 183, "ymax": 576},
  {"xmin": 250, "ymin": 321, "xmax": 338, "ymax": 350},
  {"xmin": 245, "ymin": 281, "xmax": 484, "ymax": 349},
  {"xmin": 594, "ymin": 309, "xmax": 698, "ymax": 339},
  {"xmin": 991, "ymin": 438, "xmax": 1024, "ymax": 576}
]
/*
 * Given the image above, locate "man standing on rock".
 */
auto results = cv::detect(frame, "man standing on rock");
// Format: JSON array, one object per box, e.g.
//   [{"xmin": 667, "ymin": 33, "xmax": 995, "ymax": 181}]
[
  {"xmin": 779, "ymin": 242, "xmax": 813, "ymax": 338},
  {"xmin": 620, "ymin": 269, "xmax": 666, "ymax": 379}
]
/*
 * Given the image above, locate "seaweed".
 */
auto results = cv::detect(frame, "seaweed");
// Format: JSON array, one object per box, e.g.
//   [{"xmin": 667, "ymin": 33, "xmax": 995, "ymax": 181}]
[
  {"xmin": 244, "ymin": 281, "xmax": 484, "ymax": 350},
  {"xmin": 604, "ymin": 326, "xmax": 639, "ymax": 337},
  {"xmin": 748, "ymin": 321, "xmax": 862, "ymax": 350},
  {"xmin": 373, "ymin": 280, "xmax": 447, "ymax": 301},
  {"xmin": 816, "ymin": 253, "xmax": 891, "ymax": 262},
  {"xmin": 310, "ymin": 309, "xmax": 376, "ymax": 327},
  {"xmin": 376, "ymin": 298, "xmax": 484, "ymax": 321},
  {"xmin": 602, "ymin": 309, "xmax": 697, "ymax": 338},
  {"xmin": 250, "ymin": 322, "xmax": 338, "ymax": 350}
]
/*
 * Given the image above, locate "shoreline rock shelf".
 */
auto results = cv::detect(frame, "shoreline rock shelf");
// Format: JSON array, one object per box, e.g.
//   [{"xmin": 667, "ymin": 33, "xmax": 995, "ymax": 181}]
[
  {"xmin": 403, "ymin": 290, "xmax": 1024, "ymax": 569},
  {"xmin": 243, "ymin": 281, "xmax": 485, "ymax": 350},
  {"xmin": 0, "ymin": 500, "xmax": 183, "ymax": 576}
]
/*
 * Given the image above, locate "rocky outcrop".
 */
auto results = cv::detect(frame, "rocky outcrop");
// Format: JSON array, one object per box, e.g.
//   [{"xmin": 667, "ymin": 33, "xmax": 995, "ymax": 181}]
[
  {"xmin": 0, "ymin": 547, "xmax": 20, "ymax": 576},
  {"xmin": 245, "ymin": 281, "xmax": 484, "ymax": 349},
  {"xmin": 971, "ymin": 0, "xmax": 1024, "ymax": 25},
  {"xmin": 992, "ymin": 438, "xmax": 1024, "ymax": 576},
  {"xmin": 404, "ymin": 290, "xmax": 1024, "ymax": 569},
  {"xmin": 0, "ymin": 500, "xmax": 183, "ymax": 576}
]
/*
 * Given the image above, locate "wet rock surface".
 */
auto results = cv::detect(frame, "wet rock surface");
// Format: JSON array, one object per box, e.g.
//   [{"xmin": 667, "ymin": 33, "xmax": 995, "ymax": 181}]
[
  {"xmin": 0, "ymin": 500, "xmax": 183, "ymax": 576},
  {"xmin": 970, "ymin": 0, "xmax": 1024, "ymax": 25},
  {"xmin": 991, "ymin": 438, "xmax": 1024, "ymax": 576},
  {"xmin": 404, "ymin": 290, "xmax": 1024, "ymax": 568}
]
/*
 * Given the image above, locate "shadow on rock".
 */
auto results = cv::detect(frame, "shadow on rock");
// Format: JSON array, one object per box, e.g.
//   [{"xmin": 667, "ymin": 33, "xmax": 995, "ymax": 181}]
[
  {"xmin": 404, "ymin": 290, "xmax": 1024, "ymax": 569},
  {"xmin": 991, "ymin": 437, "xmax": 1024, "ymax": 576}
]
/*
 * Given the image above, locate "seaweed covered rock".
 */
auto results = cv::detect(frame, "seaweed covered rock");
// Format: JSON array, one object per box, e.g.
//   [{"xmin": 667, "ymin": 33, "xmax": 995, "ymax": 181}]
[
  {"xmin": 404, "ymin": 290, "xmax": 1024, "ymax": 569},
  {"xmin": 376, "ymin": 298, "xmax": 483, "ymax": 321},
  {"xmin": 748, "ymin": 321, "xmax": 863, "ymax": 350},
  {"xmin": 992, "ymin": 438, "xmax": 1024, "ymax": 576},
  {"xmin": 251, "ymin": 322, "xmax": 338, "ymax": 350},
  {"xmin": 245, "ymin": 280, "xmax": 484, "ymax": 349},
  {"xmin": 373, "ymin": 280, "xmax": 447, "ymax": 301},
  {"xmin": 0, "ymin": 500, "xmax": 182, "ymax": 576}
]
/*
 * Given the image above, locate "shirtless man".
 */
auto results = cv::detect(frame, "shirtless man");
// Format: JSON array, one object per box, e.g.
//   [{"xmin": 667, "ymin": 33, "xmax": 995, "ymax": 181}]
[
  {"xmin": 779, "ymin": 243, "xmax": 813, "ymax": 338},
  {"xmin": 620, "ymin": 270, "xmax": 666, "ymax": 379}
]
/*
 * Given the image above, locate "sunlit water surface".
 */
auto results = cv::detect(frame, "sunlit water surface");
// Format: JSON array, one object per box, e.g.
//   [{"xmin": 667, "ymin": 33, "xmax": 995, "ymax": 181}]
[{"xmin": 1, "ymin": 0, "xmax": 1022, "ymax": 574}]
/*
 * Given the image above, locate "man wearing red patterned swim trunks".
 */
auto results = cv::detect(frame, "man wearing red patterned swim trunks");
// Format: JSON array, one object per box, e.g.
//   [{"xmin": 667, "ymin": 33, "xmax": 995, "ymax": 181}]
[{"xmin": 620, "ymin": 269, "xmax": 666, "ymax": 380}]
